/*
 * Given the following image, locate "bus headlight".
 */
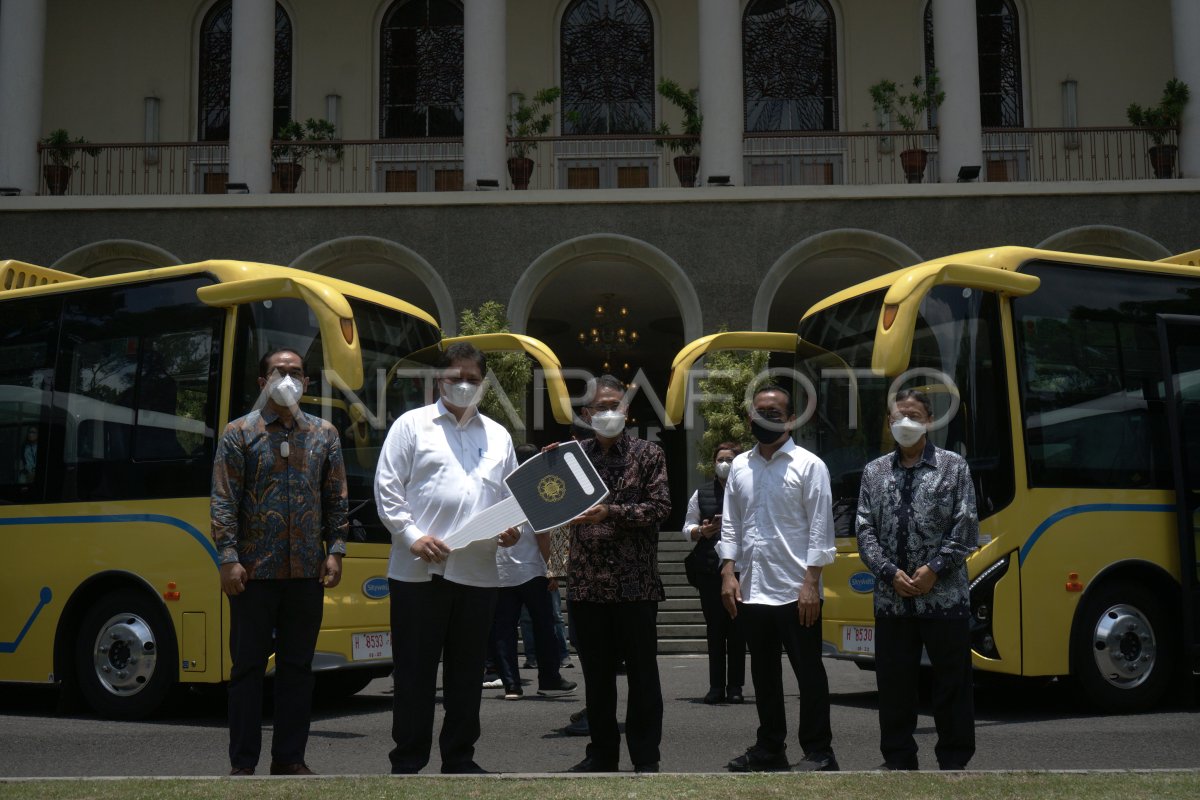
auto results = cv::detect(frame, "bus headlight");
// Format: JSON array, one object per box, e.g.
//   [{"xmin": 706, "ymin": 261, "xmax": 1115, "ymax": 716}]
[{"xmin": 969, "ymin": 554, "xmax": 1012, "ymax": 659}]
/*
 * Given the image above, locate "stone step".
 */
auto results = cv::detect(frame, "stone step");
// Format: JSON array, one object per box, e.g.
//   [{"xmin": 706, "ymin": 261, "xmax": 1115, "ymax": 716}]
[
  {"xmin": 656, "ymin": 610, "xmax": 705, "ymax": 624},
  {"xmin": 659, "ymin": 561, "xmax": 687, "ymax": 574},
  {"xmin": 656, "ymin": 623, "xmax": 709, "ymax": 638},
  {"xmin": 663, "ymin": 584, "xmax": 699, "ymax": 599},
  {"xmin": 659, "ymin": 598, "xmax": 701, "ymax": 612},
  {"xmin": 657, "ymin": 538, "xmax": 691, "ymax": 553},
  {"xmin": 656, "ymin": 638, "xmax": 708, "ymax": 654}
]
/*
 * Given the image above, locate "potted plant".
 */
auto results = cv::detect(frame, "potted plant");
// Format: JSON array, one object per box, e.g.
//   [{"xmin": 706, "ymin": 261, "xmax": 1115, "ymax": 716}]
[
  {"xmin": 1127, "ymin": 78, "xmax": 1190, "ymax": 179},
  {"xmin": 870, "ymin": 69, "xmax": 944, "ymax": 183},
  {"xmin": 507, "ymin": 87, "xmax": 567, "ymax": 190},
  {"xmin": 272, "ymin": 117, "xmax": 341, "ymax": 192},
  {"xmin": 654, "ymin": 78, "xmax": 702, "ymax": 187},
  {"xmin": 39, "ymin": 129, "xmax": 99, "ymax": 195}
]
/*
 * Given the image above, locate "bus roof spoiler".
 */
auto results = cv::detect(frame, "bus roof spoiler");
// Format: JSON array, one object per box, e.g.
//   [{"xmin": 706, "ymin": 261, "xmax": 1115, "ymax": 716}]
[
  {"xmin": 442, "ymin": 333, "xmax": 574, "ymax": 425},
  {"xmin": 1158, "ymin": 249, "xmax": 1200, "ymax": 267},
  {"xmin": 664, "ymin": 331, "xmax": 802, "ymax": 426},
  {"xmin": 0, "ymin": 260, "xmax": 84, "ymax": 292},
  {"xmin": 197, "ymin": 276, "xmax": 364, "ymax": 390}
]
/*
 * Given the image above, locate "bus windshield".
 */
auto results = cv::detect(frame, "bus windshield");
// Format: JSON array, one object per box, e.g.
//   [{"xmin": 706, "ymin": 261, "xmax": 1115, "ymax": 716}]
[
  {"xmin": 233, "ymin": 295, "xmax": 442, "ymax": 543},
  {"xmin": 796, "ymin": 284, "xmax": 1014, "ymax": 526}
]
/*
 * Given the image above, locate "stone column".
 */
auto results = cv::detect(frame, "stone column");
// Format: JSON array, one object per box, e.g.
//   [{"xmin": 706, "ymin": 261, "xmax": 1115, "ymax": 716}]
[
  {"xmin": 0, "ymin": 0, "xmax": 47, "ymax": 195},
  {"xmin": 228, "ymin": 0, "xmax": 275, "ymax": 193},
  {"xmin": 697, "ymin": 0, "xmax": 743, "ymax": 186},
  {"xmin": 931, "ymin": 0, "xmax": 983, "ymax": 182},
  {"xmin": 463, "ymin": 0, "xmax": 506, "ymax": 189},
  {"xmin": 1172, "ymin": 0, "xmax": 1200, "ymax": 178}
]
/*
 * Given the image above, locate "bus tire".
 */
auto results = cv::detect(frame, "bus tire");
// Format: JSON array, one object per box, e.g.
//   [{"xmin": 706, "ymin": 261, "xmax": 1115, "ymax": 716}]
[
  {"xmin": 1070, "ymin": 580, "xmax": 1174, "ymax": 713},
  {"xmin": 74, "ymin": 588, "xmax": 177, "ymax": 719}
]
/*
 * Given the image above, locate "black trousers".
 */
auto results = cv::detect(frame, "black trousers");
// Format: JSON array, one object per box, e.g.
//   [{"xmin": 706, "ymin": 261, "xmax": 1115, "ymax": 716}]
[
  {"xmin": 389, "ymin": 576, "xmax": 497, "ymax": 773},
  {"xmin": 740, "ymin": 601, "xmax": 833, "ymax": 758},
  {"xmin": 697, "ymin": 578, "xmax": 746, "ymax": 691},
  {"xmin": 491, "ymin": 575, "xmax": 563, "ymax": 691},
  {"xmin": 227, "ymin": 578, "xmax": 323, "ymax": 769},
  {"xmin": 874, "ymin": 616, "xmax": 975, "ymax": 769},
  {"xmin": 572, "ymin": 599, "xmax": 662, "ymax": 766}
]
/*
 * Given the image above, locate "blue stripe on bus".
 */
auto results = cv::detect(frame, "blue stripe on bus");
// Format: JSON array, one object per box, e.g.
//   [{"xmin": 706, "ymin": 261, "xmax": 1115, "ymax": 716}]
[
  {"xmin": 0, "ymin": 513, "xmax": 220, "ymax": 566},
  {"xmin": 0, "ymin": 587, "xmax": 52, "ymax": 654},
  {"xmin": 1019, "ymin": 503, "xmax": 1175, "ymax": 566}
]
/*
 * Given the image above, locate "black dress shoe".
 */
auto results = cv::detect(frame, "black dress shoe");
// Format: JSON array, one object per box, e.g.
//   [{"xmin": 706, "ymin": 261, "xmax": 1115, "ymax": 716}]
[
  {"xmin": 793, "ymin": 753, "xmax": 840, "ymax": 772},
  {"xmin": 702, "ymin": 688, "xmax": 724, "ymax": 704},
  {"xmin": 727, "ymin": 746, "xmax": 789, "ymax": 772},
  {"xmin": 229, "ymin": 766, "xmax": 255, "ymax": 776},
  {"xmin": 634, "ymin": 762, "xmax": 660, "ymax": 773},
  {"xmin": 442, "ymin": 760, "xmax": 489, "ymax": 774},
  {"xmin": 880, "ymin": 759, "xmax": 918, "ymax": 771},
  {"xmin": 269, "ymin": 762, "xmax": 315, "ymax": 775},
  {"xmin": 567, "ymin": 755, "xmax": 618, "ymax": 773},
  {"xmin": 725, "ymin": 687, "xmax": 744, "ymax": 704},
  {"xmin": 564, "ymin": 709, "xmax": 589, "ymax": 736}
]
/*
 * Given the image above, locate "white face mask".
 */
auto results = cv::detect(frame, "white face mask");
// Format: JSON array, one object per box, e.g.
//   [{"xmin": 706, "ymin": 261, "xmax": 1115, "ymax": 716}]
[
  {"xmin": 715, "ymin": 461, "xmax": 732, "ymax": 481},
  {"xmin": 590, "ymin": 409, "xmax": 626, "ymax": 438},
  {"xmin": 890, "ymin": 416, "xmax": 927, "ymax": 448},
  {"xmin": 443, "ymin": 380, "xmax": 480, "ymax": 409},
  {"xmin": 269, "ymin": 375, "xmax": 303, "ymax": 407}
]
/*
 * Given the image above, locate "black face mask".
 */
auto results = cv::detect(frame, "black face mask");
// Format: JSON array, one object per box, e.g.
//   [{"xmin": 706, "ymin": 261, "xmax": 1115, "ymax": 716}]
[{"xmin": 751, "ymin": 416, "xmax": 786, "ymax": 445}]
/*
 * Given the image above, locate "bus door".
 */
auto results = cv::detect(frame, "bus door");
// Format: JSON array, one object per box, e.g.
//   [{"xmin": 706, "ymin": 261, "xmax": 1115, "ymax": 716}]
[{"xmin": 1156, "ymin": 313, "xmax": 1200, "ymax": 685}]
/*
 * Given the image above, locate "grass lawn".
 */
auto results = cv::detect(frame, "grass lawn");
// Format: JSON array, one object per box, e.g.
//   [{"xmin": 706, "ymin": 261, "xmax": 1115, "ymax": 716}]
[{"xmin": 2, "ymin": 773, "xmax": 1199, "ymax": 800}]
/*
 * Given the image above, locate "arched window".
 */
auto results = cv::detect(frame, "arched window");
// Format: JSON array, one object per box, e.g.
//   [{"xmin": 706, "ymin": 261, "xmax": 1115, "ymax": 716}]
[
  {"xmin": 924, "ymin": 0, "xmax": 1024, "ymax": 128},
  {"xmin": 197, "ymin": 1, "xmax": 293, "ymax": 141},
  {"xmin": 379, "ymin": 0, "xmax": 464, "ymax": 138},
  {"xmin": 560, "ymin": 0, "xmax": 654, "ymax": 135},
  {"xmin": 743, "ymin": 0, "xmax": 838, "ymax": 132}
]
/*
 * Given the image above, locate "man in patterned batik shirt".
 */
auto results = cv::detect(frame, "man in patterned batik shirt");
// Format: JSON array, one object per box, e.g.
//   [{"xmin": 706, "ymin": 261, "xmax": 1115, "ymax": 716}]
[
  {"xmin": 856, "ymin": 388, "xmax": 978, "ymax": 771},
  {"xmin": 566, "ymin": 375, "xmax": 671, "ymax": 774},
  {"xmin": 212, "ymin": 347, "xmax": 348, "ymax": 777}
]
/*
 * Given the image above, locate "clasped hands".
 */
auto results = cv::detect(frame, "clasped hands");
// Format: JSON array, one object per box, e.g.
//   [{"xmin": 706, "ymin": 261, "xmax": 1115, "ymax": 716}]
[
  {"xmin": 410, "ymin": 527, "xmax": 521, "ymax": 563},
  {"xmin": 892, "ymin": 565, "xmax": 938, "ymax": 597}
]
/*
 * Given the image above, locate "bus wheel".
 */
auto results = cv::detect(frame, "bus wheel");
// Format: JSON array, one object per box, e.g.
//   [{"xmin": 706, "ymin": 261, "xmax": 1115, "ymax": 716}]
[
  {"xmin": 74, "ymin": 589, "xmax": 177, "ymax": 719},
  {"xmin": 1071, "ymin": 581, "xmax": 1174, "ymax": 713}
]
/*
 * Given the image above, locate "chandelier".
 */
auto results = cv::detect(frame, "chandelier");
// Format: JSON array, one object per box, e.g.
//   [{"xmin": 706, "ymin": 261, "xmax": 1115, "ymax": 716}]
[{"xmin": 577, "ymin": 294, "xmax": 639, "ymax": 371}]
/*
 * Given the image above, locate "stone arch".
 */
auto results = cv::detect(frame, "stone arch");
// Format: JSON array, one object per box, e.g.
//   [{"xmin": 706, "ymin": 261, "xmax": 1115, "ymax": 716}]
[
  {"xmin": 1036, "ymin": 226, "xmax": 1171, "ymax": 261},
  {"xmin": 52, "ymin": 240, "xmax": 183, "ymax": 277},
  {"xmin": 753, "ymin": 229, "xmax": 921, "ymax": 331},
  {"xmin": 510, "ymin": 233, "xmax": 700, "ymax": 340},
  {"xmin": 289, "ymin": 236, "xmax": 457, "ymax": 334}
]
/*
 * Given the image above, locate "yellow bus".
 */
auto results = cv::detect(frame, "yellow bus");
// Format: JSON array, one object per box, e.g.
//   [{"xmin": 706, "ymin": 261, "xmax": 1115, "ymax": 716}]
[
  {"xmin": 665, "ymin": 246, "xmax": 1200, "ymax": 712},
  {"xmin": 0, "ymin": 258, "xmax": 573, "ymax": 718}
]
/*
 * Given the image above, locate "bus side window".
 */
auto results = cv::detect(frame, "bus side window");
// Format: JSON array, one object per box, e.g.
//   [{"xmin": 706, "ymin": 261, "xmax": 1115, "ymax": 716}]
[
  {"xmin": 0, "ymin": 295, "xmax": 61, "ymax": 505},
  {"xmin": 56, "ymin": 278, "xmax": 223, "ymax": 502}
]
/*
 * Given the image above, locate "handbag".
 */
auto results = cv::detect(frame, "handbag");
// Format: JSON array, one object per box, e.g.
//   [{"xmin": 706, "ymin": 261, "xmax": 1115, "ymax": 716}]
[{"xmin": 683, "ymin": 539, "xmax": 721, "ymax": 589}]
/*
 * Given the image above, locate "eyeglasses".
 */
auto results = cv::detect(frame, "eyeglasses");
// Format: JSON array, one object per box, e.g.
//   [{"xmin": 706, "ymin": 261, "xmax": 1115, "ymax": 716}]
[{"xmin": 270, "ymin": 368, "xmax": 306, "ymax": 381}]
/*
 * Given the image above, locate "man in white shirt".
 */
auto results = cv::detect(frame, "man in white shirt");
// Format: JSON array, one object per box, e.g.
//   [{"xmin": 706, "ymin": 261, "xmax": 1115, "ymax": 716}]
[
  {"xmin": 719, "ymin": 384, "xmax": 839, "ymax": 773},
  {"xmin": 374, "ymin": 343, "xmax": 520, "ymax": 775}
]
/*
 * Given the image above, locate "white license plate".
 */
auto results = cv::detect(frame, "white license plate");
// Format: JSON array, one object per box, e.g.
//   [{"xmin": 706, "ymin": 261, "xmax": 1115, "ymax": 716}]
[
  {"xmin": 351, "ymin": 631, "xmax": 392, "ymax": 661},
  {"xmin": 841, "ymin": 625, "xmax": 875, "ymax": 655}
]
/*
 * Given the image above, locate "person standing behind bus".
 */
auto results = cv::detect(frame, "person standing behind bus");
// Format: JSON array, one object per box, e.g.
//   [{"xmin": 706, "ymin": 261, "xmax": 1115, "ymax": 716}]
[
  {"xmin": 855, "ymin": 388, "xmax": 978, "ymax": 771},
  {"xmin": 211, "ymin": 347, "xmax": 348, "ymax": 777},
  {"xmin": 682, "ymin": 442, "xmax": 745, "ymax": 705},
  {"xmin": 374, "ymin": 342, "xmax": 520, "ymax": 775}
]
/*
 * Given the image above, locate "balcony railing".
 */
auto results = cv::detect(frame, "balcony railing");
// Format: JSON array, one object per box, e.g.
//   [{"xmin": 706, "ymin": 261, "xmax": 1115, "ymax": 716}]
[{"xmin": 33, "ymin": 127, "xmax": 1181, "ymax": 196}]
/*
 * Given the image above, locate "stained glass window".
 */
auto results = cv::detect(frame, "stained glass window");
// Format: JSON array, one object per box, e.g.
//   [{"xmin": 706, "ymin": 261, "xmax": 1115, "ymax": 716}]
[
  {"xmin": 379, "ymin": 0, "xmax": 465, "ymax": 138},
  {"xmin": 924, "ymin": 0, "xmax": 1024, "ymax": 128},
  {"xmin": 560, "ymin": 0, "xmax": 654, "ymax": 135},
  {"xmin": 743, "ymin": 0, "xmax": 838, "ymax": 132},
  {"xmin": 197, "ymin": 2, "xmax": 293, "ymax": 142}
]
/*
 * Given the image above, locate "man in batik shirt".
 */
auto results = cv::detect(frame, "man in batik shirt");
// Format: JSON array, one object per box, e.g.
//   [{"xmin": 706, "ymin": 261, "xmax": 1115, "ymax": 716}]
[
  {"xmin": 856, "ymin": 388, "xmax": 978, "ymax": 771},
  {"xmin": 566, "ymin": 375, "xmax": 670, "ymax": 774},
  {"xmin": 212, "ymin": 348, "xmax": 348, "ymax": 777}
]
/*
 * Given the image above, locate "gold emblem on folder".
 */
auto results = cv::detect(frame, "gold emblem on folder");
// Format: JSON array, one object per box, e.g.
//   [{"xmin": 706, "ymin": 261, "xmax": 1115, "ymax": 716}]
[{"xmin": 537, "ymin": 474, "xmax": 566, "ymax": 503}]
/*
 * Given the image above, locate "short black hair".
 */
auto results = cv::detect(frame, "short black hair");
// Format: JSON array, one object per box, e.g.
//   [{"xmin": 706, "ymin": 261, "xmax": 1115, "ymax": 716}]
[
  {"xmin": 259, "ymin": 347, "xmax": 305, "ymax": 377},
  {"xmin": 893, "ymin": 388, "xmax": 933, "ymax": 418},
  {"xmin": 714, "ymin": 441, "xmax": 743, "ymax": 460},
  {"xmin": 438, "ymin": 341, "xmax": 487, "ymax": 374},
  {"xmin": 752, "ymin": 383, "xmax": 794, "ymax": 416},
  {"xmin": 586, "ymin": 374, "xmax": 627, "ymax": 403},
  {"xmin": 515, "ymin": 442, "xmax": 539, "ymax": 464}
]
